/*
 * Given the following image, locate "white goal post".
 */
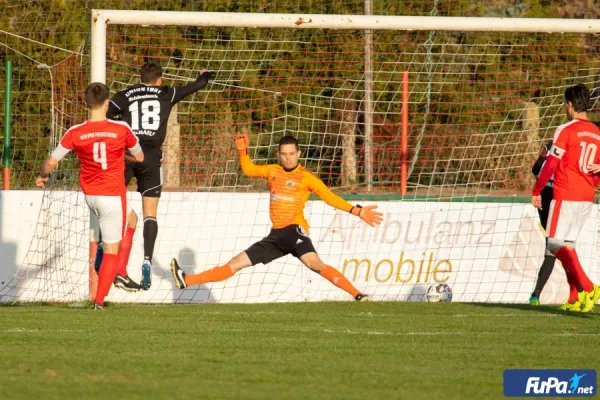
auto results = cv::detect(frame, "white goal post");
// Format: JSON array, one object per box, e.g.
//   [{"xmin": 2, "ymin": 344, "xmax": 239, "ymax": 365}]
[
  {"xmin": 91, "ymin": 10, "xmax": 600, "ymax": 83},
  {"xmin": 79, "ymin": 10, "xmax": 600, "ymax": 302}
]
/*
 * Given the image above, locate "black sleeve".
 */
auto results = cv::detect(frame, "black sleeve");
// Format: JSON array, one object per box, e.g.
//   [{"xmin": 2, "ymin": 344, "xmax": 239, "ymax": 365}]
[
  {"xmin": 532, "ymin": 139, "xmax": 553, "ymax": 177},
  {"xmin": 532, "ymin": 156, "xmax": 546, "ymax": 177},
  {"xmin": 171, "ymin": 71, "xmax": 211, "ymax": 104},
  {"xmin": 107, "ymin": 92, "xmax": 127, "ymax": 120}
]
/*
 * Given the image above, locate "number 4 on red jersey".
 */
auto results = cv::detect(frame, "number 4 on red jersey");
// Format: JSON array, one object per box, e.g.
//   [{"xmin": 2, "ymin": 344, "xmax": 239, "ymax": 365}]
[{"xmin": 51, "ymin": 119, "xmax": 141, "ymax": 196}]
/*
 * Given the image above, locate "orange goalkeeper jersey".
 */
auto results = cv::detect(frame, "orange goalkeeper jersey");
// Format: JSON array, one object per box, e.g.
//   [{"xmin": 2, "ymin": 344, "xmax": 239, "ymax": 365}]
[{"xmin": 239, "ymin": 154, "xmax": 353, "ymax": 233}]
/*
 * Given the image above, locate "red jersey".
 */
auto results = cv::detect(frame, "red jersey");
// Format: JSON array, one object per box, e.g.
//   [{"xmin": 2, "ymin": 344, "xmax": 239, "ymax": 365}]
[
  {"xmin": 541, "ymin": 119, "xmax": 600, "ymax": 202},
  {"xmin": 52, "ymin": 119, "xmax": 140, "ymax": 196}
]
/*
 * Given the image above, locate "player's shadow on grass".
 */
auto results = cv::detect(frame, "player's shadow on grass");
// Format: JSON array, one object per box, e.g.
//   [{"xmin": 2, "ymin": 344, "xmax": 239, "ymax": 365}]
[
  {"xmin": 468, "ymin": 302, "xmax": 600, "ymax": 319},
  {"xmin": 150, "ymin": 247, "xmax": 215, "ymax": 304}
]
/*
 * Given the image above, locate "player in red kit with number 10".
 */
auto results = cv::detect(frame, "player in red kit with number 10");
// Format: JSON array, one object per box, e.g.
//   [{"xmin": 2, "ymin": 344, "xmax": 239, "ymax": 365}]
[
  {"xmin": 36, "ymin": 82, "xmax": 144, "ymax": 309},
  {"xmin": 532, "ymin": 83, "xmax": 600, "ymax": 312}
]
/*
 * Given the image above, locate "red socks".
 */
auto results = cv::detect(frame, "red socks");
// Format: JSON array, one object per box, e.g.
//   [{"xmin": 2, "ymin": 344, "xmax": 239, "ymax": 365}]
[
  {"xmin": 555, "ymin": 246, "xmax": 594, "ymax": 293},
  {"xmin": 184, "ymin": 264, "xmax": 234, "ymax": 287},
  {"xmin": 566, "ymin": 269, "xmax": 579, "ymax": 303},
  {"xmin": 117, "ymin": 227, "xmax": 135, "ymax": 277},
  {"xmin": 320, "ymin": 266, "xmax": 360, "ymax": 299},
  {"xmin": 94, "ymin": 253, "xmax": 119, "ymax": 306}
]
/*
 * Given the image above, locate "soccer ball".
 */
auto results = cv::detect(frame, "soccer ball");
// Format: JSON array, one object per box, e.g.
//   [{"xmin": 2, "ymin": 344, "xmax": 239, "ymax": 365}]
[{"xmin": 426, "ymin": 283, "xmax": 453, "ymax": 303}]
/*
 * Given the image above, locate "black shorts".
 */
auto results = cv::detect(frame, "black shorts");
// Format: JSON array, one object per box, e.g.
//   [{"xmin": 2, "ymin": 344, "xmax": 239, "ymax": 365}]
[
  {"xmin": 125, "ymin": 148, "xmax": 163, "ymax": 198},
  {"xmin": 245, "ymin": 225, "xmax": 316, "ymax": 266},
  {"xmin": 538, "ymin": 186, "xmax": 553, "ymax": 230}
]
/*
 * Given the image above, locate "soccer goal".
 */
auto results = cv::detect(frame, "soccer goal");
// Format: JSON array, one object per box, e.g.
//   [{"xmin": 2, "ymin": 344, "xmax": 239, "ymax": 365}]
[{"xmin": 2, "ymin": 11, "xmax": 600, "ymax": 304}]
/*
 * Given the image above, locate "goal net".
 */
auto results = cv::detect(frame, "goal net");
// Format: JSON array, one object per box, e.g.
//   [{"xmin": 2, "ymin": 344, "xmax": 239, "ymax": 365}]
[{"xmin": 2, "ymin": 12, "xmax": 600, "ymax": 303}]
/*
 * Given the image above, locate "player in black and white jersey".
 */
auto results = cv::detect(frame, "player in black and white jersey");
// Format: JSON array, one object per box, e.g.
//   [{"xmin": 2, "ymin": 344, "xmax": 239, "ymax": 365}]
[
  {"xmin": 529, "ymin": 139, "xmax": 556, "ymax": 305},
  {"xmin": 105, "ymin": 61, "xmax": 211, "ymax": 290}
]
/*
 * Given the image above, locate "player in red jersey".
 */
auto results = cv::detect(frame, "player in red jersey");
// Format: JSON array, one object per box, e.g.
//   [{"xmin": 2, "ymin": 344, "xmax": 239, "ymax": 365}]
[
  {"xmin": 36, "ymin": 82, "xmax": 144, "ymax": 309},
  {"xmin": 532, "ymin": 83, "xmax": 600, "ymax": 312}
]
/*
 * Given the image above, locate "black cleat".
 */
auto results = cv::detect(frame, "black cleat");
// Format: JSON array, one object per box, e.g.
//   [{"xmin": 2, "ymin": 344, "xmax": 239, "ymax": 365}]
[
  {"xmin": 170, "ymin": 258, "xmax": 187, "ymax": 289},
  {"xmin": 355, "ymin": 294, "xmax": 370, "ymax": 302},
  {"xmin": 113, "ymin": 274, "xmax": 142, "ymax": 292},
  {"xmin": 91, "ymin": 303, "xmax": 104, "ymax": 310}
]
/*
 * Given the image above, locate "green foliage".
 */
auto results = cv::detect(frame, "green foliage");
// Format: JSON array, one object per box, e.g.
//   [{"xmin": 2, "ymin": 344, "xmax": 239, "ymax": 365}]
[{"xmin": 1, "ymin": 1, "xmax": 598, "ymax": 192}]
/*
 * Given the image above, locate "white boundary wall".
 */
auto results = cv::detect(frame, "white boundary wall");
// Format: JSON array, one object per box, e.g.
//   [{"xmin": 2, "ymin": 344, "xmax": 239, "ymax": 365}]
[{"xmin": 1, "ymin": 191, "xmax": 599, "ymax": 304}]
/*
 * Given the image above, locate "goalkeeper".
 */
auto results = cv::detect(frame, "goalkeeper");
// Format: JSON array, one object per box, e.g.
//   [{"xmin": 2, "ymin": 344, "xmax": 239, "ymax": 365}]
[{"xmin": 171, "ymin": 133, "xmax": 383, "ymax": 301}]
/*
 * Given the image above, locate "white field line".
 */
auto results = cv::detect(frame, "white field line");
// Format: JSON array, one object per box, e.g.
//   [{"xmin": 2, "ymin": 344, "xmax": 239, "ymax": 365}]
[
  {"xmin": 305, "ymin": 328, "xmax": 464, "ymax": 336},
  {"xmin": 2, "ymin": 328, "xmax": 84, "ymax": 333},
  {"xmin": 453, "ymin": 313, "xmax": 564, "ymax": 318},
  {"xmin": 552, "ymin": 333, "xmax": 600, "ymax": 337},
  {"xmin": 4, "ymin": 326, "xmax": 597, "ymax": 337}
]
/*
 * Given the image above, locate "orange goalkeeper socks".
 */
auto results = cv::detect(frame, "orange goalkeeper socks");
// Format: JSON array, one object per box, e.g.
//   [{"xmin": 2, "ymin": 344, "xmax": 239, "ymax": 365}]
[
  {"xmin": 184, "ymin": 264, "xmax": 234, "ymax": 287},
  {"xmin": 320, "ymin": 266, "xmax": 360, "ymax": 299}
]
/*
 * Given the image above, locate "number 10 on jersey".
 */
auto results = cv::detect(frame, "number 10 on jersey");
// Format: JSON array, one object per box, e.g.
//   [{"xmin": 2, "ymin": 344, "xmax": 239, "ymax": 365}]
[{"xmin": 579, "ymin": 141, "xmax": 597, "ymax": 174}]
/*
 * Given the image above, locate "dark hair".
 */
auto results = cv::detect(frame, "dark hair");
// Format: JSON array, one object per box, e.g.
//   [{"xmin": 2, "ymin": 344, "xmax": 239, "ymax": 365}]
[
  {"xmin": 140, "ymin": 61, "xmax": 163, "ymax": 84},
  {"xmin": 278, "ymin": 135, "xmax": 299, "ymax": 150},
  {"xmin": 564, "ymin": 83, "xmax": 590, "ymax": 113},
  {"xmin": 84, "ymin": 82, "xmax": 110, "ymax": 108}
]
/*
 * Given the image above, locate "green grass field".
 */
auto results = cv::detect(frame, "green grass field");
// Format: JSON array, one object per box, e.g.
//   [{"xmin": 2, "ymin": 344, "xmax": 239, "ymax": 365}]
[{"xmin": 1, "ymin": 302, "xmax": 599, "ymax": 400}]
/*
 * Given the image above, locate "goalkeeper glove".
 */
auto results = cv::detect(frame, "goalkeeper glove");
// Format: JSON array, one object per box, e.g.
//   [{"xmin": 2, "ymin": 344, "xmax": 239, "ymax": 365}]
[
  {"xmin": 351, "ymin": 204, "xmax": 383, "ymax": 227},
  {"xmin": 234, "ymin": 133, "xmax": 249, "ymax": 156}
]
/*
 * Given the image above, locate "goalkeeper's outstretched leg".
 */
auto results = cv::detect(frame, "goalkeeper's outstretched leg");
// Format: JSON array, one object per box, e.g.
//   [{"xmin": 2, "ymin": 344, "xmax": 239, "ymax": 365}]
[
  {"xmin": 170, "ymin": 251, "xmax": 368, "ymax": 301},
  {"xmin": 299, "ymin": 252, "xmax": 369, "ymax": 301},
  {"xmin": 171, "ymin": 226, "xmax": 369, "ymax": 301},
  {"xmin": 170, "ymin": 251, "xmax": 250, "ymax": 289}
]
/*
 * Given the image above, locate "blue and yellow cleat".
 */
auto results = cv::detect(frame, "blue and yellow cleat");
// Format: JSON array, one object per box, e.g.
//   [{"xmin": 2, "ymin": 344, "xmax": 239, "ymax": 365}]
[
  {"xmin": 581, "ymin": 284, "xmax": 600, "ymax": 313},
  {"xmin": 141, "ymin": 260, "xmax": 152, "ymax": 291},
  {"xmin": 529, "ymin": 296, "xmax": 540, "ymax": 306}
]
